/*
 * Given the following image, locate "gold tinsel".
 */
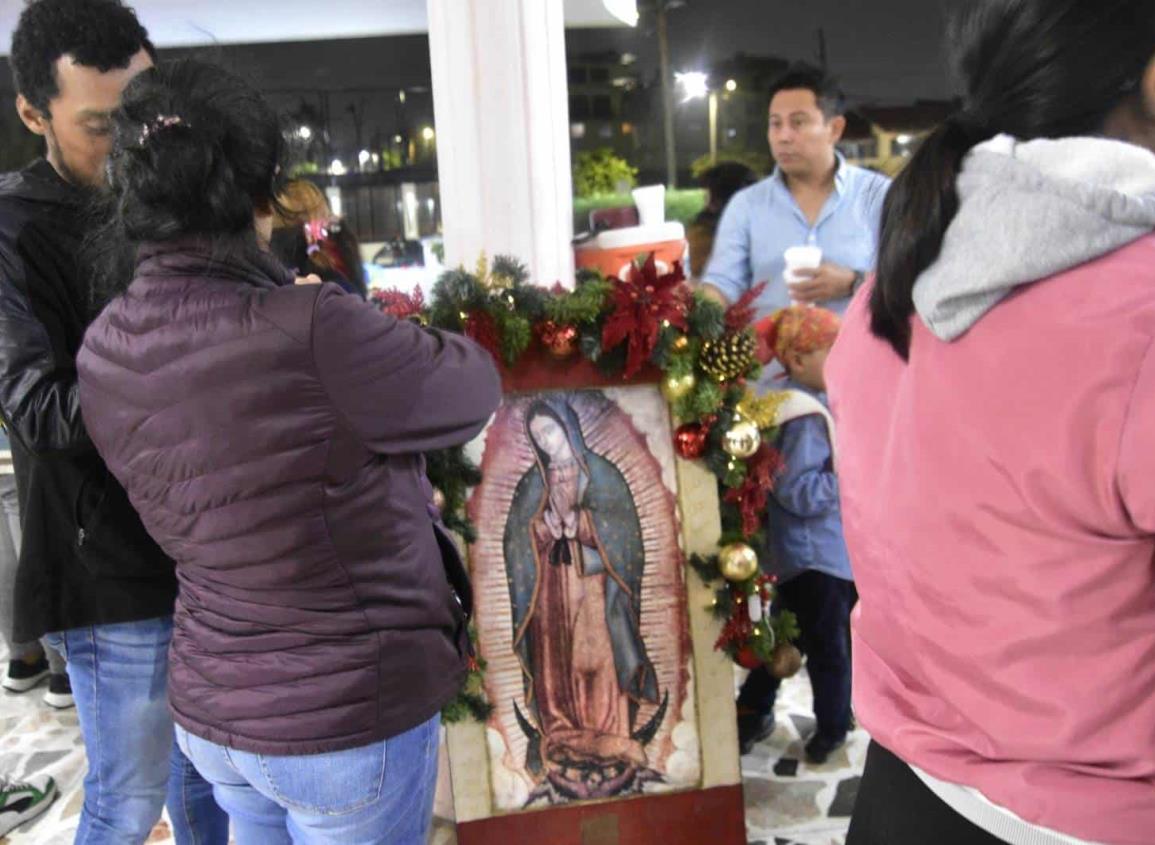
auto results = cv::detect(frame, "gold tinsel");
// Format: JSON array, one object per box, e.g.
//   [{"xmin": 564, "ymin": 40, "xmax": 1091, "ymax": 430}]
[
  {"xmin": 736, "ymin": 390, "xmax": 790, "ymax": 430},
  {"xmin": 475, "ymin": 251, "xmax": 514, "ymax": 291},
  {"xmin": 699, "ymin": 330, "xmax": 757, "ymax": 383}
]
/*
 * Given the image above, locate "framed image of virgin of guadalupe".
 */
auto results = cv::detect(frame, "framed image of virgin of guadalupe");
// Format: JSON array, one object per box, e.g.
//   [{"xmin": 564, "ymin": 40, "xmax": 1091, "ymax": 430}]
[{"xmin": 445, "ymin": 360, "xmax": 746, "ymax": 845}]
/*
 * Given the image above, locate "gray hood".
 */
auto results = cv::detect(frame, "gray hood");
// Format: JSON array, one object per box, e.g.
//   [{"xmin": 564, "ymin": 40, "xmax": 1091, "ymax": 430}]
[{"xmin": 913, "ymin": 135, "xmax": 1155, "ymax": 340}]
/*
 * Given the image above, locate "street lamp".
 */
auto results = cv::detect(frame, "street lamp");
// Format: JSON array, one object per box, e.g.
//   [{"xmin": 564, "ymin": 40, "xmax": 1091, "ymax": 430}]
[
  {"xmin": 675, "ymin": 71, "xmax": 708, "ymax": 103},
  {"xmin": 725, "ymin": 79, "xmax": 738, "ymax": 93},
  {"xmin": 329, "ymin": 159, "xmax": 346, "ymax": 176},
  {"xmin": 358, "ymin": 149, "xmax": 371, "ymax": 169},
  {"xmin": 421, "ymin": 126, "xmax": 436, "ymax": 142},
  {"xmin": 677, "ymin": 71, "xmax": 719, "ymax": 165},
  {"xmin": 297, "ymin": 125, "xmax": 313, "ymax": 141}
]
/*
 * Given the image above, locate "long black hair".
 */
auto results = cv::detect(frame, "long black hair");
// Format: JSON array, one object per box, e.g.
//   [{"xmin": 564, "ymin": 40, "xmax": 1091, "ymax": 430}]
[
  {"xmin": 871, "ymin": 0, "xmax": 1155, "ymax": 358},
  {"xmin": 92, "ymin": 59, "xmax": 286, "ymax": 303}
]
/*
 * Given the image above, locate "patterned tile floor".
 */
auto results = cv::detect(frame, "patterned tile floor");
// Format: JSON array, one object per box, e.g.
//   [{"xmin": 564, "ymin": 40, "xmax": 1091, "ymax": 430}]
[{"xmin": 0, "ymin": 665, "xmax": 865, "ymax": 844}]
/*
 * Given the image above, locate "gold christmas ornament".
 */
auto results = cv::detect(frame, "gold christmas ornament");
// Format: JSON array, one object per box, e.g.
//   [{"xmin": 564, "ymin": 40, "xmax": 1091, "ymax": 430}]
[
  {"xmin": 700, "ymin": 330, "xmax": 757, "ymax": 383},
  {"xmin": 718, "ymin": 542, "xmax": 760, "ymax": 582},
  {"xmin": 770, "ymin": 643, "xmax": 803, "ymax": 679},
  {"xmin": 660, "ymin": 372, "xmax": 696, "ymax": 403},
  {"xmin": 723, "ymin": 419, "xmax": 761, "ymax": 459},
  {"xmin": 671, "ymin": 334, "xmax": 690, "ymax": 353}
]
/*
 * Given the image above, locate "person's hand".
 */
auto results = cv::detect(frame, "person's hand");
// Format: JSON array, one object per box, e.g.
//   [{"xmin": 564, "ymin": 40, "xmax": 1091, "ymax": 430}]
[
  {"xmin": 295, "ymin": 274, "xmax": 322, "ymax": 286},
  {"xmin": 788, "ymin": 263, "xmax": 856, "ymax": 304}
]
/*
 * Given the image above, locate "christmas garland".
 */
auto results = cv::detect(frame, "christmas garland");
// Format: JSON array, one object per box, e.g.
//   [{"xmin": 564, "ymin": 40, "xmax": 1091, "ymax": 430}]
[{"xmin": 370, "ymin": 254, "xmax": 801, "ymax": 724}]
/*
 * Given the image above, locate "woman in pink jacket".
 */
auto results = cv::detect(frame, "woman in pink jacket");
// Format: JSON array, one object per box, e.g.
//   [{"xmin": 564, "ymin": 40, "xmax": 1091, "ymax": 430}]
[{"xmin": 827, "ymin": 1, "xmax": 1155, "ymax": 843}]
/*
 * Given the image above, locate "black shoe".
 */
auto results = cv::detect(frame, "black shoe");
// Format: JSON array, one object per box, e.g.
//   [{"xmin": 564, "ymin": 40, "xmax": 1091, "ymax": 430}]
[
  {"xmin": 2, "ymin": 657, "xmax": 50, "ymax": 693},
  {"xmin": 737, "ymin": 710, "xmax": 776, "ymax": 756},
  {"xmin": 43, "ymin": 673, "xmax": 74, "ymax": 710},
  {"xmin": 804, "ymin": 733, "xmax": 846, "ymax": 765}
]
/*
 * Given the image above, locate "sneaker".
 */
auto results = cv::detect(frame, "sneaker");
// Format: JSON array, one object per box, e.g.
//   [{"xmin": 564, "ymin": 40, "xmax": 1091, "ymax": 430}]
[
  {"xmin": 737, "ymin": 710, "xmax": 776, "ymax": 756},
  {"xmin": 43, "ymin": 674, "xmax": 74, "ymax": 710},
  {"xmin": 0, "ymin": 773, "xmax": 57, "ymax": 837},
  {"xmin": 2, "ymin": 657, "xmax": 50, "ymax": 693},
  {"xmin": 804, "ymin": 733, "xmax": 846, "ymax": 766}
]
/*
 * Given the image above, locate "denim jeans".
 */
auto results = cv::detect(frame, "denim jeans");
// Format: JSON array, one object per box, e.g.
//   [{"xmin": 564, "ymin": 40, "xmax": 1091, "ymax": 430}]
[
  {"xmin": 175, "ymin": 714, "xmax": 440, "ymax": 845},
  {"xmin": 738, "ymin": 569, "xmax": 858, "ymax": 743},
  {"xmin": 45, "ymin": 617, "xmax": 228, "ymax": 845}
]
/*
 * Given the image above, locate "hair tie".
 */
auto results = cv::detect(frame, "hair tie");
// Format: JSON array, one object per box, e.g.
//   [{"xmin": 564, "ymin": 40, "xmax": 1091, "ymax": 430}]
[{"xmin": 140, "ymin": 114, "xmax": 187, "ymax": 144}]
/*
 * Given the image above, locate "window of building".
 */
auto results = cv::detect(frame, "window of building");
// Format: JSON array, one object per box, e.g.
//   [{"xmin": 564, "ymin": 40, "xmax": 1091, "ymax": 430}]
[{"xmin": 570, "ymin": 95, "xmax": 591, "ymax": 120}]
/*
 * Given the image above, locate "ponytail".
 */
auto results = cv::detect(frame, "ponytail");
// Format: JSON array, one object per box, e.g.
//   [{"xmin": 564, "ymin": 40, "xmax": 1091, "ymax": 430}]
[
  {"xmin": 868, "ymin": 0, "xmax": 1155, "ymax": 359},
  {"xmin": 869, "ymin": 115, "xmax": 987, "ymax": 358}
]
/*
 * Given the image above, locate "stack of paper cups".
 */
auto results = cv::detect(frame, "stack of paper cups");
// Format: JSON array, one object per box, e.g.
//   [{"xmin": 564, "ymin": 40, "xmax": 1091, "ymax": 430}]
[
  {"xmin": 784, "ymin": 245, "xmax": 823, "ymax": 304},
  {"xmin": 631, "ymin": 185, "xmax": 667, "ymax": 226}
]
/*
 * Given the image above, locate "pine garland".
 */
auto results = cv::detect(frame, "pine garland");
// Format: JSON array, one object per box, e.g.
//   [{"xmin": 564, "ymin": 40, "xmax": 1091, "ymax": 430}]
[{"xmin": 369, "ymin": 252, "xmax": 799, "ymax": 724}]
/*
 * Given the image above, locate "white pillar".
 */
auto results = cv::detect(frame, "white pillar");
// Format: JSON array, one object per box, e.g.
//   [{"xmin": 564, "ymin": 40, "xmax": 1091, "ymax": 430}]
[{"xmin": 427, "ymin": 0, "xmax": 575, "ymax": 288}]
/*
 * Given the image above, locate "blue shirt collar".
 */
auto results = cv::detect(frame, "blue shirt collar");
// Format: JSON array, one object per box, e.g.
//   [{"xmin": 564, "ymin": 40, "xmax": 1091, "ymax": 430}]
[{"xmin": 771, "ymin": 151, "xmax": 848, "ymax": 196}]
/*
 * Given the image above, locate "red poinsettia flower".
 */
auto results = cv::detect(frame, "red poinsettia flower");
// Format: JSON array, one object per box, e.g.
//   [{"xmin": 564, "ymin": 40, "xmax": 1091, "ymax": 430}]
[
  {"xmin": 725, "ymin": 443, "xmax": 785, "ymax": 537},
  {"xmin": 369, "ymin": 285, "xmax": 426, "ymax": 321},
  {"xmin": 601, "ymin": 253, "xmax": 690, "ymax": 378},
  {"xmin": 724, "ymin": 281, "xmax": 768, "ymax": 333}
]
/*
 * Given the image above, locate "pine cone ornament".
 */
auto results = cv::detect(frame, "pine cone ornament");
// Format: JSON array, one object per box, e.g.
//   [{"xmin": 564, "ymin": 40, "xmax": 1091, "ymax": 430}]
[{"xmin": 699, "ymin": 330, "xmax": 757, "ymax": 383}]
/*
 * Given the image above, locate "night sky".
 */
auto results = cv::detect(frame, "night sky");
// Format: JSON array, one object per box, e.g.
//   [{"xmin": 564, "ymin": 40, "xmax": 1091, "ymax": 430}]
[
  {"xmin": 1, "ymin": 0, "xmax": 965, "ymax": 160},
  {"xmin": 572, "ymin": 0, "xmax": 965, "ymax": 103}
]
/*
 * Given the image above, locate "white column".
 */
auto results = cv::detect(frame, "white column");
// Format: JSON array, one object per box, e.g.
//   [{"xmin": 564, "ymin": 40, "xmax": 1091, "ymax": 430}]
[{"xmin": 427, "ymin": 0, "xmax": 575, "ymax": 288}]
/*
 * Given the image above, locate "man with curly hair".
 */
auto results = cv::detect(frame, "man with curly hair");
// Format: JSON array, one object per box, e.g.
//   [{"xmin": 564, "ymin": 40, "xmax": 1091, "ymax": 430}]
[{"xmin": 0, "ymin": 1, "xmax": 226, "ymax": 842}]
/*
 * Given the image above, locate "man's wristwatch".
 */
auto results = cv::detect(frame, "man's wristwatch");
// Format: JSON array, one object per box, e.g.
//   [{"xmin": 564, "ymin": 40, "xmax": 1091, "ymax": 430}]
[{"xmin": 850, "ymin": 270, "xmax": 866, "ymax": 295}]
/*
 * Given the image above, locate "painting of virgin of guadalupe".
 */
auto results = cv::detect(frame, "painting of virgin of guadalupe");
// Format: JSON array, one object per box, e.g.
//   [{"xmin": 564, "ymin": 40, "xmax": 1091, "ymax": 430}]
[{"xmin": 467, "ymin": 388, "xmax": 699, "ymax": 810}]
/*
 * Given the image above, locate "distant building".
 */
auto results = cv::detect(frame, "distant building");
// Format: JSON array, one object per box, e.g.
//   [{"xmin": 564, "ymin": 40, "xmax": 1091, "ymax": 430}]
[
  {"xmin": 840, "ymin": 99, "xmax": 959, "ymax": 175},
  {"xmin": 567, "ymin": 50, "xmax": 642, "ymax": 160}
]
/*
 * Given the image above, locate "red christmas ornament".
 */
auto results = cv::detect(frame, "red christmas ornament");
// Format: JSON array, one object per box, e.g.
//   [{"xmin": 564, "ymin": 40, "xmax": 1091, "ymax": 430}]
[
  {"xmin": 674, "ymin": 422, "xmax": 709, "ymax": 459},
  {"xmin": 539, "ymin": 320, "xmax": 579, "ymax": 359},
  {"xmin": 735, "ymin": 645, "xmax": 763, "ymax": 670},
  {"xmin": 601, "ymin": 253, "xmax": 690, "ymax": 378}
]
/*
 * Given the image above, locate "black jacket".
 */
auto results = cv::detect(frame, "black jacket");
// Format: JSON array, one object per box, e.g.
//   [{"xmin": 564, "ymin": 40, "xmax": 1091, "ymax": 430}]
[{"xmin": 0, "ymin": 160, "xmax": 176, "ymax": 642}]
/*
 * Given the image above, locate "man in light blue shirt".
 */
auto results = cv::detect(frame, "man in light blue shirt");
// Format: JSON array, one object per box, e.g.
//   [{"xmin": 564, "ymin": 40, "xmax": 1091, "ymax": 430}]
[{"xmin": 703, "ymin": 65, "xmax": 890, "ymax": 325}]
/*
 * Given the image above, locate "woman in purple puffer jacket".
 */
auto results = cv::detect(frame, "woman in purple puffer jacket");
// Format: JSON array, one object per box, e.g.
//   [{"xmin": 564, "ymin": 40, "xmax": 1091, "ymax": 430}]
[{"xmin": 77, "ymin": 59, "xmax": 501, "ymax": 845}]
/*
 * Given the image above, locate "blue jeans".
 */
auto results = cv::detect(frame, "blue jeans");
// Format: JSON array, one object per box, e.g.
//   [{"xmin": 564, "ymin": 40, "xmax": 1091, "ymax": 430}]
[
  {"xmin": 175, "ymin": 715, "xmax": 440, "ymax": 845},
  {"xmin": 45, "ymin": 617, "xmax": 229, "ymax": 845}
]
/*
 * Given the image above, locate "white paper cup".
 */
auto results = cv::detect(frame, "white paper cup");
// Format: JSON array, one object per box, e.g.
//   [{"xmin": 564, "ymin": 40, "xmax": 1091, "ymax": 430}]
[
  {"xmin": 784, "ymin": 245, "xmax": 823, "ymax": 273},
  {"xmin": 632, "ymin": 185, "xmax": 667, "ymax": 226}
]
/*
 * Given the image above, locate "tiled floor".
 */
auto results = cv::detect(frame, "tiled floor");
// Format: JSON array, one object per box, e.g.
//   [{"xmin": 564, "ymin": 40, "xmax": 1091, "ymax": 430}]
[
  {"xmin": 0, "ymin": 666, "xmax": 865, "ymax": 844},
  {"xmin": 742, "ymin": 667, "xmax": 868, "ymax": 845}
]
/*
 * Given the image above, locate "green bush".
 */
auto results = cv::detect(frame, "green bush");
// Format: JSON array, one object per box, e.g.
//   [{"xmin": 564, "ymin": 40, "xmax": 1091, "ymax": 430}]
[
  {"xmin": 573, "ymin": 148, "xmax": 638, "ymax": 198},
  {"xmin": 573, "ymin": 188, "xmax": 706, "ymax": 233}
]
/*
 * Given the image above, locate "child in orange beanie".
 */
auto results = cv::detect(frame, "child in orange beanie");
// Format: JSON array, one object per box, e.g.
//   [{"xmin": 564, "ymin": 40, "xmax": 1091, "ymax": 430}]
[{"xmin": 737, "ymin": 306, "xmax": 856, "ymax": 765}]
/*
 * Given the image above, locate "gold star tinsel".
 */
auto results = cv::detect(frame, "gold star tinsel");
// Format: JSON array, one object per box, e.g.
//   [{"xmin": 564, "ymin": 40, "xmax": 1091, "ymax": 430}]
[
  {"xmin": 736, "ymin": 390, "xmax": 790, "ymax": 430},
  {"xmin": 475, "ymin": 251, "xmax": 514, "ymax": 291}
]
